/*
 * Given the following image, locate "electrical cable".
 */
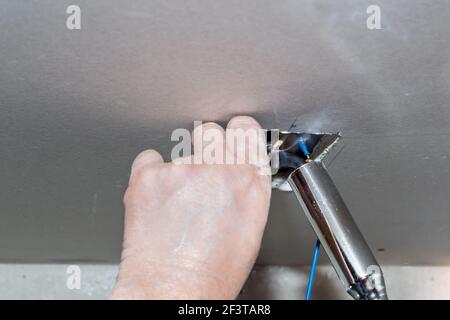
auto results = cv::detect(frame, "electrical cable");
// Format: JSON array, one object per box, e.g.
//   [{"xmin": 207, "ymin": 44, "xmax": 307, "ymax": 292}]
[
  {"xmin": 299, "ymin": 138, "xmax": 310, "ymax": 159},
  {"xmin": 299, "ymin": 137, "xmax": 320, "ymax": 300},
  {"xmin": 305, "ymin": 239, "xmax": 320, "ymax": 300}
]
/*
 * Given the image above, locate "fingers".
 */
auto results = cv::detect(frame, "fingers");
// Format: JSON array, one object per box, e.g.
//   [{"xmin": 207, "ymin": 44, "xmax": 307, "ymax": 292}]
[
  {"xmin": 226, "ymin": 116, "xmax": 268, "ymax": 167},
  {"xmin": 226, "ymin": 116, "xmax": 262, "ymax": 131},
  {"xmin": 192, "ymin": 122, "xmax": 225, "ymax": 164},
  {"xmin": 130, "ymin": 149, "xmax": 164, "ymax": 178},
  {"xmin": 129, "ymin": 117, "xmax": 267, "ymax": 170}
]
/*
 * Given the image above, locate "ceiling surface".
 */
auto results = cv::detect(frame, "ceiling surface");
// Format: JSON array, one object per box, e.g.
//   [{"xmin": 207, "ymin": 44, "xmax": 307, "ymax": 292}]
[{"xmin": 1, "ymin": 0, "xmax": 449, "ymax": 265}]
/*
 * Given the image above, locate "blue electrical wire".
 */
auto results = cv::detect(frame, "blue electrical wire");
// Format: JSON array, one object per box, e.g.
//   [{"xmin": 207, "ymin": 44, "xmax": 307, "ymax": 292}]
[
  {"xmin": 305, "ymin": 239, "xmax": 321, "ymax": 300},
  {"xmin": 299, "ymin": 137, "xmax": 320, "ymax": 300},
  {"xmin": 299, "ymin": 138, "xmax": 310, "ymax": 159}
]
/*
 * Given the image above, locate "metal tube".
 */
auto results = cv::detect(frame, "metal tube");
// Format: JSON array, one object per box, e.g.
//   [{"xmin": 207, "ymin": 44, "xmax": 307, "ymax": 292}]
[{"xmin": 288, "ymin": 161, "xmax": 388, "ymax": 300}]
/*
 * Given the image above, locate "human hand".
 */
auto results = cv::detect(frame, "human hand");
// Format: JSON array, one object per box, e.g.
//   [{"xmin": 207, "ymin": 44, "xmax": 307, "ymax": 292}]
[{"xmin": 110, "ymin": 116, "xmax": 271, "ymax": 299}]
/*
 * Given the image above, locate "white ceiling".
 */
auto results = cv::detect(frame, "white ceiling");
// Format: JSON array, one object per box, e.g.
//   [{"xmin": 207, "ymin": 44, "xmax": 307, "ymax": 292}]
[{"xmin": 1, "ymin": 0, "xmax": 449, "ymax": 265}]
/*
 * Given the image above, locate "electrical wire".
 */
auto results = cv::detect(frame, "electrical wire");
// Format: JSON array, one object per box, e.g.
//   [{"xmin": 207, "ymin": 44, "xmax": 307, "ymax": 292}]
[
  {"xmin": 305, "ymin": 239, "xmax": 321, "ymax": 300},
  {"xmin": 299, "ymin": 138, "xmax": 310, "ymax": 159},
  {"xmin": 299, "ymin": 137, "xmax": 320, "ymax": 300}
]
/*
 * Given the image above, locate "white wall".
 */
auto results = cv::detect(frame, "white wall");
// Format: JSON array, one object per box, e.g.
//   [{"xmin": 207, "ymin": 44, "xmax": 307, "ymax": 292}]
[{"xmin": 1, "ymin": 264, "xmax": 449, "ymax": 300}]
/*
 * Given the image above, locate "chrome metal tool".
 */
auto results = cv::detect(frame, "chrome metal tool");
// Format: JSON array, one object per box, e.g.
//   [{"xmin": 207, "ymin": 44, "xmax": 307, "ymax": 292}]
[{"xmin": 267, "ymin": 130, "xmax": 388, "ymax": 300}]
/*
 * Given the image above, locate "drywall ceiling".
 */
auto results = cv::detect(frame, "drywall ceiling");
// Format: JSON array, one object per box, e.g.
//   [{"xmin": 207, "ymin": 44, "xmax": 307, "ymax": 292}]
[{"xmin": 1, "ymin": 0, "xmax": 449, "ymax": 265}]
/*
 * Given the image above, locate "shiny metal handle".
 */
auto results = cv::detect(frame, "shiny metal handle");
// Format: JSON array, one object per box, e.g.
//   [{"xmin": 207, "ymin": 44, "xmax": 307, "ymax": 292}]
[{"xmin": 288, "ymin": 161, "xmax": 388, "ymax": 300}]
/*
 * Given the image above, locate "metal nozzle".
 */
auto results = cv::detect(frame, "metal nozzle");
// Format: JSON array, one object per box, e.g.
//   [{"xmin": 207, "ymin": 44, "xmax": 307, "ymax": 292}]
[{"xmin": 267, "ymin": 130, "xmax": 388, "ymax": 300}]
